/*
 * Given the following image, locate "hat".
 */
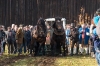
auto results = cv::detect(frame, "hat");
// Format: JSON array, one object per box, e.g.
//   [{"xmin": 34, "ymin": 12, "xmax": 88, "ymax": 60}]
[{"xmin": 96, "ymin": 8, "xmax": 100, "ymax": 14}]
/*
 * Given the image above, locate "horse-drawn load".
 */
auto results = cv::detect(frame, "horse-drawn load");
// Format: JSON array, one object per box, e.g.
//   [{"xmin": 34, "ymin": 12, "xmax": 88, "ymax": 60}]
[
  {"xmin": 45, "ymin": 17, "xmax": 67, "ymax": 56},
  {"xmin": 45, "ymin": 18, "xmax": 66, "ymax": 42},
  {"xmin": 45, "ymin": 18, "xmax": 66, "ymax": 29},
  {"xmin": 30, "ymin": 17, "xmax": 67, "ymax": 56}
]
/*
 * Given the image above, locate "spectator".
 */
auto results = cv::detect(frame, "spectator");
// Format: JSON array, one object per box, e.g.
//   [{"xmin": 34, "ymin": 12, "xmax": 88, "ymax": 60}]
[
  {"xmin": 93, "ymin": 8, "xmax": 100, "ymax": 66},
  {"xmin": 16, "ymin": 24, "xmax": 24, "ymax": 55},
  {"xmin": 0, "ymin": 25, "xmax": 6, "ymax": 56},
  {"xmin": 79, "ymin": 24, "xmax": 90, "ymax": 55},
  {"xmin": 22, "ymin": 26, "xmax": 31, "ymax": 53},
  {"xmin": 11, "ymin": 24, "xmax": 17, "ymax": 54},
  {"xmin": 68, "ymin": 23, "xmax": 79, "ymax": 56},
  {"xmin": 7, "ymin": 27, "xmax": 13, "ymax": 54}
]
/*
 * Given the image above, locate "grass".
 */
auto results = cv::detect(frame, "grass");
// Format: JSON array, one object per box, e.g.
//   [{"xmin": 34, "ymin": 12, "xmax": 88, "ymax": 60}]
[
  {"xmin": 0, "ymin": 55, "xmax": 97, "ymax": 66},
  {"xmin": 0, "ymin": 45, "xmax": 97, "ymax": 66}
]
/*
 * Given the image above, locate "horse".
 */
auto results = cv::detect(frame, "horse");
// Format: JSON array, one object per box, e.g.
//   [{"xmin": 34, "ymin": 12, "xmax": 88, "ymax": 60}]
[
  {"xmin": 30, "ymin": 18, "xmax": 47, "ymax": 56},
  {"xmin": 50, "ymin": 17, "xmax": 66, "ymax": 56}
]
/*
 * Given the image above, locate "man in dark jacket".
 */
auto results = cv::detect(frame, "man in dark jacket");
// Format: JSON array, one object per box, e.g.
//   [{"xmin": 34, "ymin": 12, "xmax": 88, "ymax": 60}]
[
  {"xmin": 11, "ymin": 24, "xmax": 17, "ymax": 54},
  {"xmin": 69, "ymin": 24, "xmax": 79, "ymax": 56},
  {"xmin": 7, "ymin": 27, "xmax": 14, "ymax": 54},
  {"xmin": 0, "ymin": 25, "xmax": 6, "ymax": 55},
  {"xmin": 23, "ymin": 26, "xmax": 31, "ymax": 53}
]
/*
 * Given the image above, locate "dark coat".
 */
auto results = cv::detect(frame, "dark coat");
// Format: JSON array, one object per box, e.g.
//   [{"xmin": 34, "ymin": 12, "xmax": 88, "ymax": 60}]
[
  {"xmin": 0, "ymin": 30, "xmax": 6, "ymax": 40},
  {"xmin": 24, "ymin": 30, "xmax": 31, "ymax": 41},
  {"xmin": 11, "ymin": 29, "xmax": 16, "ymax": 41},
  {"xmin": 7, "ymin": 30, "xmax": 13, "ymax": 44}
]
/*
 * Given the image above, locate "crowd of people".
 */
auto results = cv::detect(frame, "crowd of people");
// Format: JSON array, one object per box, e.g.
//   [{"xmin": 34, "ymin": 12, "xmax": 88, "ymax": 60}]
[
  {"xmin": 65, "ymin": 8, "xmax": 100, "ymax": 66},
  {"xmin": 0, "ymin": 20, "xmax": 97, "ymax": 57},
  {"xmin": 0, "ymin": 9, "xmax": 100, "ymax": 66},
  {"xmin": 0, "ymin": 24, "xmax": 33, "ymax": 56}
]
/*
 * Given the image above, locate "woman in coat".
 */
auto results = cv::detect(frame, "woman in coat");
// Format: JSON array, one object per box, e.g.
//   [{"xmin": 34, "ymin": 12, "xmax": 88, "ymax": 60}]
[
  {"xmin": 16, "ymin": 25, "xmax": 24, "ymax": 55},
  {"xmin": 79, "ymin": 24, "xmax": 90, "ymax": 55}
]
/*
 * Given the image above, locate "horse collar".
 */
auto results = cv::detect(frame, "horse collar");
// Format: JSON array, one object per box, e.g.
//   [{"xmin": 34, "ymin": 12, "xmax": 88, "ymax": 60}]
[{"xmin": 54, "ymin": 29, "xmax": 65, "ymax": 35}]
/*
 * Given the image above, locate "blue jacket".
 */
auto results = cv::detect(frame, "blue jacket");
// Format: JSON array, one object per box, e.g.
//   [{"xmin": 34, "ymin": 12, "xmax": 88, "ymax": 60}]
[
  {"xmin": 93, "ymin": 28, "xmax": 97, "ymax": 36},
  {"xmin": 65, "ymin": 29, "xmax": 70, "ymax": 39},
  {"xmin": 79, "ymin": 27, "xmax": 90, "ymax": 44},
  {"xmin": 94, "ymin": 39, "xmax": 100, "ymax": 52},
  {"xmin": 65, "ymin": 29, "xmax": 70, "ymax": 45}
]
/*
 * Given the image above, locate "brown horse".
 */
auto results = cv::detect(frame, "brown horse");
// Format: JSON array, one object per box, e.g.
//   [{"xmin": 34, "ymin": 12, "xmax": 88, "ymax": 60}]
[
  {"xmin": 30, "ymin": 18, "xmax": 47, "ymax": 56},
  {"xmin": 50, "ymin": 17, "xmax": 66, "ymax": 56}
]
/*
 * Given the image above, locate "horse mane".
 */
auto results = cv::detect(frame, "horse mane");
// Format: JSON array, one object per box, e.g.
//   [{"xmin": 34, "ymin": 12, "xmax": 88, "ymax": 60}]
[
  {"xmin": 37, "ymin": 18, "xmax": 45, "ymax": 27},
  {"xmin": 52, "ymin": 17, "xmax": 62, "ymax": 28},
  {"xmin": 37, "ymin": 18, "xmax": 46, "ymax": 32}
]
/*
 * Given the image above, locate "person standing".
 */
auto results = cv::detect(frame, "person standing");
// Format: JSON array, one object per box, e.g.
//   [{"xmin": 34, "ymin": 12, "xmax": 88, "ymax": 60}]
[
  {"xmin": 79, "ymin": 24, "xmax": 90, "ymax": 55},
  {"xmin": 0, "ymin": 26, "xmax": 3, "ymax": 56},
  {"xmin": 0, "ymin": 25, "xmax": 6, "ymax": 56},
  {"xmin": 69, "ymin": 23, "xmax": 79, "ymax": 56},
  {"xmin": 16, "ymin": 24, "xmax": 24, "ymax": 55},
  {"xmin": 65, "ymin": 25, "xmax": 71, "ymax": 54},
  {"xmin": 11, "ymin": 24, "xmax": 17, "ymax": 54},
  {"xmin": 22, "ymin": 26, "xmax": 31, "ymax": 53},
  {"xmin": 7, "ymin": 27, "xmax": 13, "ymax": 54},
  {"xmin": 94, "ymin": 35, "xmax": 100, "ymax": 66},
  {"xmin": 89, "ymin": 25, "xmax": 96, "ymax": 57},
  {"xmin": 93, "ymin": 8, "xmax": 100, "ymax": 66}
]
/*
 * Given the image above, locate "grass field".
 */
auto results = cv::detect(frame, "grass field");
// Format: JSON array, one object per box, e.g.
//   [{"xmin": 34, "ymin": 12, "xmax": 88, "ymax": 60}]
[
  {"xmin": 0, "ymin": 45, "xmax": 97, "ymax": 66},
  {"xmin": 0, "ymin": 54, "xmax": 97, "ymax": 66}
]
